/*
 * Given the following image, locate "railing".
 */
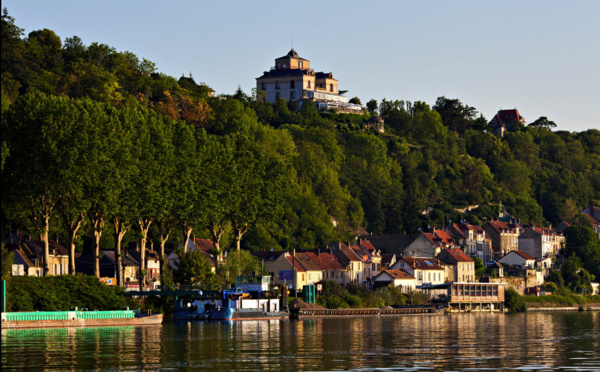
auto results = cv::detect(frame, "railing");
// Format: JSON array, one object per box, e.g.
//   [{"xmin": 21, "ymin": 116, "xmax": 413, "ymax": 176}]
[{"xmin": 2, "ymin": 310, "xmax": 135, "ymax": 322}]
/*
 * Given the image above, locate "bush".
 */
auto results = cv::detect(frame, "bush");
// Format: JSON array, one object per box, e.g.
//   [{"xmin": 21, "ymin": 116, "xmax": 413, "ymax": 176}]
[
  {"xmin": 7, "ymin": 275, "xmax": 140, "ymax": 312},
  {"xmin": 505, "ymin": 288, "xmax": 527, "ymax": 312},
  {"xmin": 345, "ymin": 294, "xmax": 363, "ymax": 308},
  {"xmin": 325, "ymin": 295, "xmax": 349, "ymax": 309}
]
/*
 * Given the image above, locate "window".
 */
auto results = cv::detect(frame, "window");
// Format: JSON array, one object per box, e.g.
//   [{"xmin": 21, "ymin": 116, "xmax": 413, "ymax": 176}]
[
  {"xmin": 275, "ymin": 81, "xmax": 280, "ymax": 90},
  {"xmin": 261, "ymin": 82, "xmax": 266, "ymax": 90},
  {"xmin": 330, "ymin": 84, "xmax": 334, "ymax": 92},
  {"xmin": 276, "ymin": 92, "xmax": 280, "ymax": 99},
  {"xmin": 290, "ymin": 91, "xmax": 295, "ymax": 100},
  {"xmin": 290, "ymin": 80, "xmax": 295, "ymax": 89},
  {"xmin": 307, "ymin": 81, "xmax": 311, "ymax": 88}
]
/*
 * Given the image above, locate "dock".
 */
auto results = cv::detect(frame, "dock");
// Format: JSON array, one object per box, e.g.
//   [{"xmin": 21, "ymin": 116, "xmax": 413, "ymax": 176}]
[{"xmin": 290, "ymin": 306, "xmax": 438, "ymax": 319}]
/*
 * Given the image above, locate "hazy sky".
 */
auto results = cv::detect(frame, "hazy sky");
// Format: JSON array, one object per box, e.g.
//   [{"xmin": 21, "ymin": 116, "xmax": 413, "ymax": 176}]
[{"xmin": 4, "ymin": 0, "xmax": 599, "ymax": 132}]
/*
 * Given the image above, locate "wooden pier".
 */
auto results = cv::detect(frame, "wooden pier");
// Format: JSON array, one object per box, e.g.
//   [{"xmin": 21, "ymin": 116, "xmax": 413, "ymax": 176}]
[{"xmin": 290, "ymin": 306, "xmax": 438, "ymax": 319}]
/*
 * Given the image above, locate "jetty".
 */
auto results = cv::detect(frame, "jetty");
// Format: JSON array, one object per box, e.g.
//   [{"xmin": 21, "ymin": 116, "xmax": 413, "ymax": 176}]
[{"xmin": 290, "ymin": 305, "xmax": 438, "ymax": 319}]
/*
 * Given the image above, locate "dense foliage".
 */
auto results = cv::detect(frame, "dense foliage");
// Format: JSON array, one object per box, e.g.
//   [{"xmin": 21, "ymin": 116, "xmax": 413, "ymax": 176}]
[
  {"xmin": 1, "ymin": 9, "xmax": 599, "ymax": 283},
  {"xmin": 6, "ymin": 275, "xmax": 140, "ymax": 312},
  {"xmin": 315, "ymin": 280, "xmax": 429, "ymax": 309}
]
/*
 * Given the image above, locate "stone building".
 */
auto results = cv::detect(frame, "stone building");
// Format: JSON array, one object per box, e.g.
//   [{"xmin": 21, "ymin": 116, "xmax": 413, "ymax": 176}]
[{"xmin": 256, "ymin": 49, "xmax": 363, "ymax": 113}]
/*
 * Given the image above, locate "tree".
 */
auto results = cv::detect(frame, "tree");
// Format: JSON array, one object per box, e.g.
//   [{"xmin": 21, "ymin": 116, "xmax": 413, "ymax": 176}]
[
  {"xmin": 349, "ymin": 97, "xmax": 361, "ymax": 105},
  {"xmin": 218, "ymin": 249, "xmax": 265, "ymax": 286},
  {"xmin": 528, "ymin": 116, "xmax": 557, "ymax": 130},
  {"xmin": 173, "ymin": 249, "xmax": 216, "ymax": 286},
  {"xmin": 1, "ymin": 243, "xmax": 13, "ymax": 281},
  {"xmin": 563, "ymin": 225, "xmax": 600, "ymax": 279},
  {"xmin": 2, "ymin": 92, "xmax": 73, "ymax": 275},
  {"xmin": 433, "ymin": 96, "xmax": 478, "ymax": 134},
  {"xmin": 366, "ymin": 99, "xmax": 378, "ymax": 114}
]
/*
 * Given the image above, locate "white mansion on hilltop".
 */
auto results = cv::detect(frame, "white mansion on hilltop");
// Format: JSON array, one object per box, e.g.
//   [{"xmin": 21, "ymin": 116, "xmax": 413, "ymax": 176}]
[{"xmin": 256, "ymin": 49, "xmax": 363, "ymax": 113}]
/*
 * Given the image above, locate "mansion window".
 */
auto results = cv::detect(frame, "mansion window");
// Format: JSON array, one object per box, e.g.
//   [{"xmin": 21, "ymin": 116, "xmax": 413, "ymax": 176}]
[
  {"xmin": 261, "ymin": 82, "xmax": 266, "ymax": 90},
  {"xmin": 330, "ymin": 84, "xmax": 334, "ymax": 92},
  {"xmin": 307, "ymin": 81, "xmax": 311, "ymax": 88},
  {"xmin": 290, "ymin": 91, "xmax": 295, "ymax": 100},
  {"xmin": 290, "ymin": 80, "xmax": 295, "ymax": 88},
  {"xmin": 275, "ymin": 81, "xmax": 280, "ymax": 90}
]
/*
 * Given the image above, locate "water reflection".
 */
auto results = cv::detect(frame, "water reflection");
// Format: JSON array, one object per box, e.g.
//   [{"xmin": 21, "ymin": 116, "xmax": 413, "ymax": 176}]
[{"xmin": 1, "ymin": 313, "xmax": 599, "ymax": 371}]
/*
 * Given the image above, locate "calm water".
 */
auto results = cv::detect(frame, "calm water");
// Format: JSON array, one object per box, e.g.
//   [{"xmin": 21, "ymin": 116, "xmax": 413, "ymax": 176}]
[{"xmin": 2, "ymin": 312, "xmax": 599, "ymax": 371}]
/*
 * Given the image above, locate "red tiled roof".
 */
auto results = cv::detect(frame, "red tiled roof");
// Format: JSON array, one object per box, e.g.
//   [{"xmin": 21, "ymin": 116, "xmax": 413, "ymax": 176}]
[
  {"xmin": 402, "ymin": 257, "xmax": 444, "ymax": 271},
  {"xmin": 286, "ymin": 255, "xmax": 307, "ymax": 272},
  {"xmin": 295, "ymin": 252, "xmax": 323, "ymax": 271},
  {"xmin": 306, "ymin": 252, "xmax": 343, "ymax": 271},
  {"xmin": 513, "ymin": 250, "xmax": 535, "ymax": 261},
  {"xmin": 381, "ymin": 269, "xmax": 415, "ymax": 280},
  {"xmin": 193, "ymin": 238, "xmax": 214, "ymax": 252},
  {"xmin": 440, "ymin": 247, "xmax": 473, "ymax": 263},
  {"xmin": 360, "ymin": 240, "xmax": 376, "ymax": 251}
]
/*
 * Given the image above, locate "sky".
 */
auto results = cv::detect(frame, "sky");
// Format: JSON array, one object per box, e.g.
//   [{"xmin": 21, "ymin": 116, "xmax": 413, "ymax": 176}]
[{"xmin": 3, "ymin": 0, "xmax": 599, "ymax": 132}]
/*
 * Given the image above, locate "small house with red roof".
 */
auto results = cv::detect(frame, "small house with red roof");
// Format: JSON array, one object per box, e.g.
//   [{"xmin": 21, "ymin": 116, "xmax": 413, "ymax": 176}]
[
  {"xmin": 403, "ymin": 230, "xmax": 457, "ymax": 259},
  {"xmin": 448, "ymin": 223, "xmax": 492, "ymax": 264},
  {"xmin": 483, "ymin": 220, "xmax": 523, "ymax": 260},
  {"xmin": 489, "ymin": 109, "xmax": 526, "ymax": 137},
  {"xmin": 498, "ymin": 250, "xmax": 536, "ymax": 270},
  {"xmin": 373, "ymin": 269, "xmax": 416, "ymax": 291},
  {"xmin": 305, "ymin": 251, "xmax": 349, "ymax": 286},
  {"xmin": 329, "ymin": 242, "xmax": 365, "ymax": 284},
  {"xmin": 518, "ymin": 226, "xmax": 564, "ymax": 260},
  {"xmin": 581, "ymin": 204, "xmax": 600, "ymax": 238},
  {"xmin": 390, "ymin": 257, "xmax": 445, "ymax": 287},
  {"xmin": 437, "ymin": 247, "xmax": 475, "ymax": 283}
]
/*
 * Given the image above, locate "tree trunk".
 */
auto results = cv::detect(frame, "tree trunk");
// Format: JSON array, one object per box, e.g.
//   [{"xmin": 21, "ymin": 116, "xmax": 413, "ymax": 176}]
[
  {"xmin": 208, "ymin": 221, "xmax": 226, "ymax": 264},
  {"xmin": 137, "ymin": 218, "xmax": 153, "ymax": 292},
  {"xmin": 181, "ymin": 223, "xmax": 193, "ymax": 253},
  {"xmin": 157, "ymin": 220, "xmax": 172, "ymax": 282},
  {"xmin": 64, "ymin": 211, "xmax": 85, "ymax": 275},
  {"xmin": 31, "ymin": 204, "xmax": 53, "ymax": 276},
  {"xmin": 232, "ymin": 221, "xmax": 247, "ymax": 252},
  {"xmin": 113, "ymin": 217, "xmax": 129, "ymax": 287},
  {"xmin": 88, "ymin": 207, "xmax": 105, "ymax": 278}
]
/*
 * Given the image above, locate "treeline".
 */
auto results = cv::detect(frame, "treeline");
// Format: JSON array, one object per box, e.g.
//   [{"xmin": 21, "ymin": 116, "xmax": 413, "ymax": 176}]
[{"xmin": 2, "ymin": 9, "xmax": 600, "ymax": 282}]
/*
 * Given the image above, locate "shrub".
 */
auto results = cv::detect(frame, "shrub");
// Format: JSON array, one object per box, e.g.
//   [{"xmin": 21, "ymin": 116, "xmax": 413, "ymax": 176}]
[{"xmin": 505, "ymin": 288, "xmax": 527, "ymax": 312}]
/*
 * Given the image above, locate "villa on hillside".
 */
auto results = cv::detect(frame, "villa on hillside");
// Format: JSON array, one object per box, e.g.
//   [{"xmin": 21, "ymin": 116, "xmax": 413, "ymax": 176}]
[{"xmin": 256, "ymin": 49, "xmax": 364, "ymax": 113}]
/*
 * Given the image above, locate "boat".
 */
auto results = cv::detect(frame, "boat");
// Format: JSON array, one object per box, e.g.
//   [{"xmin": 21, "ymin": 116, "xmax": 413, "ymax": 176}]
[
  {"xmin": 173, "ymin": 274, "xmax": 288, "ymax": 321},
  {"xmin": 1, "ymin": 309, "xmax": 163, "ymax": 329}
]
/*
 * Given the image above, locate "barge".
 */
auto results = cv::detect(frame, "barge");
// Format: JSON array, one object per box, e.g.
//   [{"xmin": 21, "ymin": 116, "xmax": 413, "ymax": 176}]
[{"xmin": 1, "ymin": 309, "xmax": 163, "ymax": 329}]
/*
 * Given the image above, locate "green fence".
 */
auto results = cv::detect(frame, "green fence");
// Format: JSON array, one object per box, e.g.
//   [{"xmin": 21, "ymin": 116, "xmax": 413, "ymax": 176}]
[{"xmin": 2, "ymin": 310, "xmax": 135, "ymax": 322}]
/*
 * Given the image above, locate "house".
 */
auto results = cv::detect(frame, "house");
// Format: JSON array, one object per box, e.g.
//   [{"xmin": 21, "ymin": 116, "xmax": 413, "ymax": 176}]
[
  {"xmin": 489, "ymin": 262, "xmax": 504, "ymax": 278},
  {"xmin": 256, "ymin": 49, "xmax": 363, "ymax": 113},
  {"xmin": 403, "ymin": 230, "xmax": 456, "ymax": 258},
  {"xmin": 437, "ymin": 247, "xmax": 475, "ymax": 283},
  {"xmin": 581, "ymin": 204, "xmax": 600, "ymax": 238},
  {"xmin": 518, "ymin": 226, "xmax": 564, "ymax": 260},
  {"xmin": 483, "ymin": 220, "xmax": 522, "ymax": 260},
  {"xmin": 7, "ymin": 242, "xmax": 42, "ymax": 276},
  {"xmin": 373, "ymin": 269, "xmax": 416, "ymax": 292},
  {"xmin": 127, "ymin": 242, "xmax": 161, "ymax": 290},
  {"xmin": 101, "ymin": 250, "xmax": 140, "ymax": 286},
  {"xmin": 304, "ymin": 251, "xmax": 348, "ymax": 286},
  {"xmin": 390, "ymin": 257, "xmax": 445, "ymax": 287},
  {"xmin": 330, "ymin": 242, "xmax": 365, "ymax": 284},
  {"xmin": 498, "ymin": 250, "xmax": 536, "ymax": 270},
  {"xmin": 367, "ymin": 116, "xmax": 385, "ymax": 133},
  {"xmin": 251, "ymin": 251, "xmax": 313, "ymax": 290},
  {"xmin": 360, "ymin": 234, "xmax": 420, "ymax": 257},
  {"xmin": 489, "ymin": 109, "xmax": 526, "ymax": 137},
  {"xmin": 26, "ymin": 239, "xmax": 70, "ymax": 276},
  {"xmin": 381, "ymin": 253, "xmax": 397, "ymax": 270},
  {"xmin": 294, "ymin": 252, "xmax": 324, "ymax": 286},
  {"xmin": 447, "ymin": 223, "xmax": 493, "ymax": 264}
]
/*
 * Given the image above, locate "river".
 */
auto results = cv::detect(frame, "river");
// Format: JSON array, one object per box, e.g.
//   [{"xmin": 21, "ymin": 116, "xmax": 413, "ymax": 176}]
[{"xmin": 2, "ymin": 312, "xmax": 599, "ymax": 371}]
